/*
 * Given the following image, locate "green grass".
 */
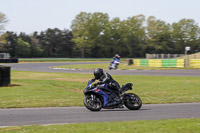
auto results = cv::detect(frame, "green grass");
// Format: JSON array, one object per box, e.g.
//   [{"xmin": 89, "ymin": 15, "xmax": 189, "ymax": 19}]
[
  {"xmin": 53, "ymin": 63, "xmax": 200, "ymax": 70},
  {"xmin": 0, "ymin": 118, "xmax": 200, "ymax": 133},
  {"xmin": 0, "ymin": 71, "xmax": 199, "ymax": 108}
]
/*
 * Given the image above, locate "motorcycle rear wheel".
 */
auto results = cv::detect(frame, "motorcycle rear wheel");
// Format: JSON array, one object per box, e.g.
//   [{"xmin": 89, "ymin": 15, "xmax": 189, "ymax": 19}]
[
  {"xmin": 124, "ymin": 93, "xmax": 142, "ymax": 110},
  {"xmin": 84, "ymin": 94, "xmax": 103, "ymax": 111}
]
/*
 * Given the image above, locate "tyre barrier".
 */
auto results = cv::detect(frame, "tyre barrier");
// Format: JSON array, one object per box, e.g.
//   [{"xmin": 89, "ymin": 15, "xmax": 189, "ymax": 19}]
[
  {"xmin": 134, "ymin": 59, "xmax": 185, "ymax": 68},
  {"xmin": 128, "ymin": 59, "xmax": 133, "ymax": 65},
  {"xmin": 0, "ymin": 66, "xmax": 11, "ymax": 86},
  {"xmin": 0, "ymin": 58, "xmax": 18, "ymax": 63},
  {"xmin": 190, "ymin": 59, "xmax": 200, "ymax": 68}
]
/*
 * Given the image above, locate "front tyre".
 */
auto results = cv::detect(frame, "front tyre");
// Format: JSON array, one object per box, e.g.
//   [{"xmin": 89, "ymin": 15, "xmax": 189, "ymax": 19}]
[
  {"xmin": 114, "ymin": 65, "xmax": 118, "ymax": 70},
  {"xmin": 124, "ymin": 93, "xmax": 142, "ymax": 110},
  {"xmin": 84, "ymin": 94, "xmax": 103, "ymax": 111}
]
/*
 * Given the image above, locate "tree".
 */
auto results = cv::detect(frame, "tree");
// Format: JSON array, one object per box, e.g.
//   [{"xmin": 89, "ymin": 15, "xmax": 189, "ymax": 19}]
[
  {"xmin": 30, "ymin": 32, "xmax": 44, "ymax": 57},
  {"xmin": 146, "ymin": 16, "xmax": 173, "ymax": 54},
  {"xmin": 172, "ymin": 19, "xmax": 200, "ymax": 54},
  {"xmin": 86, "ymin": 12, "xmax": 109, "ymax": 57},
  {"xmin": 0, "ymin": 12, "xmax": 8, "ymax": 35},
  {"xmin": 38, "ymin": 28, "xmax": 75, "ymax": 57},
  {"xmin": 1, "ymin": 12, "xmax": 200, "ymax": 58},
  {"xmin": 38, "ymin": 28, "xmax": 61, "ymax": 57},
  {"xmin": 103, "ymin": 17, "xmax": 122, "ymax": 57},
  {"xmin": 0, "ymin": 33, "xmax": 9, "ymax": 52},
  {"xmin": 57, "ymin": 29, "xmax": 75, "ymax": 57},
  {"xmin": 3, "ymin": 31, "xmax": 18, "ymax": 57},
  {"xmin": 71, "ymin": 12, "xmax": 109, "ymax": 57},
  {"xmin": 120, "ymin": 15, "xmax": 146, "ymax": 57},
  {"xmin": 16, "ymin": 38, "xmax": 30, "ymax": 57},
  {"xmin": 71, "ymin": 12, "xmax": 92, "ymax": 58}
]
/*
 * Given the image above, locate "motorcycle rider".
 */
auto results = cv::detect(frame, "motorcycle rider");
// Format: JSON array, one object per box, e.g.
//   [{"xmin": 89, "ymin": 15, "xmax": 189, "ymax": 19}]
[
  {"xmin": 113, "ymin": 54, "xmax": 120, "ymax": 62},
  {"xmin": 109, "ymin": 54, "xmax": 120, "ymax": 70},
  {"xmin": 91, "ymin": 68, "xmax": 120, "ymax": 95}
]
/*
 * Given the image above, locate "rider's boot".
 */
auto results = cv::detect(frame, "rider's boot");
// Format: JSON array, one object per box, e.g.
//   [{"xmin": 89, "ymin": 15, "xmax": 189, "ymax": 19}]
[{"xmin": 107, "ymin": 92, "xmax": 121, "ymax": 107}]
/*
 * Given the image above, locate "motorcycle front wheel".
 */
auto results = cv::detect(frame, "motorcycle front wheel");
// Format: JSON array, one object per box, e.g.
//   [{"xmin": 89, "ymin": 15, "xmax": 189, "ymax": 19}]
[
  {"xmin": 84, "ymin": 94, "xmax": 103, "ymax": 111},
  {"xmin": 124, "ymin": 93, "xmax": 142, "ymax": 110}
]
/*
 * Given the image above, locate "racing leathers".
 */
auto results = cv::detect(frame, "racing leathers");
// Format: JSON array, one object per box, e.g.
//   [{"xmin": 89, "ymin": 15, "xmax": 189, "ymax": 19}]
[{"xmin": 92, "ymin": 72, "xmax": 120, "ymax": 92}]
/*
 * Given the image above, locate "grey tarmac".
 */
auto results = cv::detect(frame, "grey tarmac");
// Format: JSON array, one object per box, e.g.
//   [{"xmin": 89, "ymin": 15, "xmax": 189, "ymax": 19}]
[
  {"xmin": 0, "ymin": 103, "xmax": 200, "ymax": 127},
  {"xmin": 4, "ymin": 62, "xmax": 200, "ymax": 76}
]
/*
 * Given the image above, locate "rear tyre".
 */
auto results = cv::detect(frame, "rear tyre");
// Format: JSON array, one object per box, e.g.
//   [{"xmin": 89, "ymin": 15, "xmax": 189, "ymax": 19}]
[
  {"xmin": 124, "ymin": 93, "xmax": 142, "ymax": 110},
  {"xmin": 84, "ymin": 94, "xmax": 103, "ymax": 111}
]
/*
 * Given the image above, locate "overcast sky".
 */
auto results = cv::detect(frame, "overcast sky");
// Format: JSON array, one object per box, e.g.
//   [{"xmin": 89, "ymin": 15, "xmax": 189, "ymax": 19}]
[{"xmin": 1, "ymin": 0, "xmax": 200, "ymax": 34}]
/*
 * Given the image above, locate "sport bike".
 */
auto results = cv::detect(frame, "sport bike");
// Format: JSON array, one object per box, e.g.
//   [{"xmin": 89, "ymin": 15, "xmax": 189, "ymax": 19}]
[
  {"xmin": 83, "ymin": 80, "xmax": 142, "ymax": 111},
  {"xmin": 109, "ymin": 60, "xmax": 120, "ymax": 70}
]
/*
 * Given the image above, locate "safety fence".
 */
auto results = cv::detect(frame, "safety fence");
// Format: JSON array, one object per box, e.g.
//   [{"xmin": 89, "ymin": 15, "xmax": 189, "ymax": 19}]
[
  {"xmin": 134, "ymin": 59, "xmax": 185, "ymax": 68},
  {"xmin": 190, "ymin": 59, "xmax": 200, "ymax": 68},
  {"xmin": 0, "ymin": 58, "xmax": 18, "ymax": 63},
  {"xmin": 146, "ymin": 54, "xmax": 184, "ymax": 59}
]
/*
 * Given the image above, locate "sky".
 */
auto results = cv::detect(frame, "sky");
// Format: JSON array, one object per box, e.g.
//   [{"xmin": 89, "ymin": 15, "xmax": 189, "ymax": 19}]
[{"xmin": 0, "ymin": 0, "xmax": 200, "ymax": 34}]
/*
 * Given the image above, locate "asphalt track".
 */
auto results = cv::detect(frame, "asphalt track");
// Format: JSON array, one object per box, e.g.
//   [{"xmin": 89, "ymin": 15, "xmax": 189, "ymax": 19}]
[
  {"xmin": 1, "ymin": 103, "xmax": 200, "ymax": 126},
  {"xmin": 0, "ymin": 62, "xmax": 200, "ymax": 126},
  {"xmin": 4, "ymin": 62, "xmax": 200, "ymax": 76}
]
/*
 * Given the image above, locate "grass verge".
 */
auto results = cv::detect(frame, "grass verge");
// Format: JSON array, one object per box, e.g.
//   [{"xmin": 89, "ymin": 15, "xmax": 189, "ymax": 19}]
[
  {"xmin": 0, "ymin": 71, "xmax": 199, "ymax": 108},
  {"xmin": 0, "ymin": 118, "xmax": 200, "ymax": 133}
]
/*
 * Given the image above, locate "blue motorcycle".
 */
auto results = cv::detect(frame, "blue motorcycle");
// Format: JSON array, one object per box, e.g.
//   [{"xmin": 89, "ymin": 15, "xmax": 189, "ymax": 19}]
[
  {"xmin": 83, "ymin": 80, "xmax": 142, "ymax": 111},
  {"xmin": 109, "ymin": 59, "xmax": 120, "ymax": 70}
]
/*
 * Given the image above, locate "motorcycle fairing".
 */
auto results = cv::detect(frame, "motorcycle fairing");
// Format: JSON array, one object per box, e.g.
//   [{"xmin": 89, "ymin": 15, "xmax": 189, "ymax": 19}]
[{"xmin": 92, "ymin": 87, "xmax": 109, "ymax": 107}]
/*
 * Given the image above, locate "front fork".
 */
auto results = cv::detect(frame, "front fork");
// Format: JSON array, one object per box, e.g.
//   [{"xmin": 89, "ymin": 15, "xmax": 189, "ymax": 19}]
[
  {"xmin": 91, "ymin": 94, "xmax": 98, "ymax": 102},
  {"xmin": 91, "ymin": 94, "xmax": 95, "ymax": 101}
]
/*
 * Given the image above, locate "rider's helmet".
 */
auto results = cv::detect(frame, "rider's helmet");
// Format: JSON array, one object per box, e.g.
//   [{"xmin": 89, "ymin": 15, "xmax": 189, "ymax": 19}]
[
  {"xmin": 94, "ymin": 68, "xmax": 104, "ymax": 79},
  {"xmin": 115, "ymin": 54, "xmax": 120, "ymax": 59}
]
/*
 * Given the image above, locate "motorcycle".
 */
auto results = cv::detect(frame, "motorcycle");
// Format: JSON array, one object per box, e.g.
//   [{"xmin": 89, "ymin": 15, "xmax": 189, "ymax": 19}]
[
  {"xmin": 83, "ymin": 80, "xmax": 142, "ymax": 111},
  {"xmin": 109, "ymin": 60, "xmax": 120, "ymax": 70}
]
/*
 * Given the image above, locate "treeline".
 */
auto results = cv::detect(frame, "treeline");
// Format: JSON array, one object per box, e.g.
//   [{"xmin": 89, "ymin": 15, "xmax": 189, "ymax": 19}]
[
  {"xmin": 0, "ymin": 29, "xmax": 75, "ymax": 58},
  {"xmin": 0, "ymin": 12, "xmax": 200, "ymax": 58}
]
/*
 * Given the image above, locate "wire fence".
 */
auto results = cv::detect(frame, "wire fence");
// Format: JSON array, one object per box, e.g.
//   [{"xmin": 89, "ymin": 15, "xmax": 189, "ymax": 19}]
[{"xmin": 146, "ymin": 54, "xmax": 185, "ymax": 59}]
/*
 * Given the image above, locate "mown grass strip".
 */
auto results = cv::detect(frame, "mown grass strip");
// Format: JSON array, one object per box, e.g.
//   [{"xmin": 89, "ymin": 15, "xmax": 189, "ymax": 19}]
[
  {"xmin": 0, "ymin": 71, "xmax": 199, "ymax": 108},
  {"xmin": 0, "ymin": 118, "xmax": 199, "ymax": 133}
]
